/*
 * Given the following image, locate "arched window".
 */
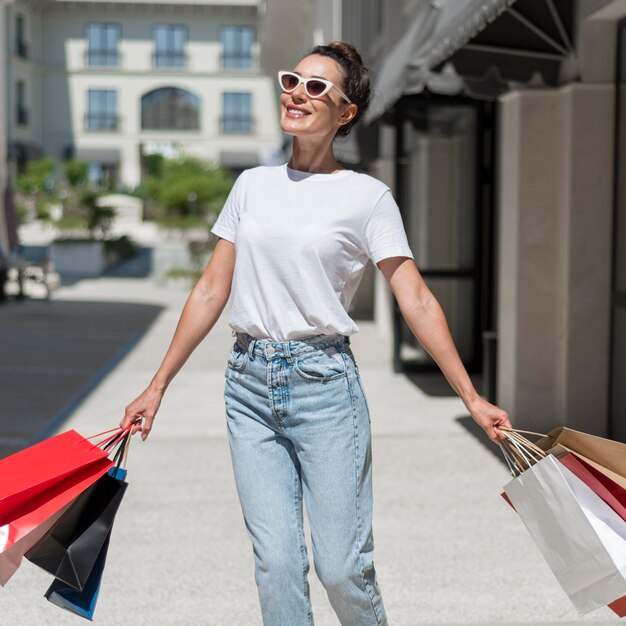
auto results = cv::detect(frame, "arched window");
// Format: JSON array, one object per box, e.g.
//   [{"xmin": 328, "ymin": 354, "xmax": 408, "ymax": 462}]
[{"xmin": 141, "ymin": 87, "xmax": 199, "ymax": 130}]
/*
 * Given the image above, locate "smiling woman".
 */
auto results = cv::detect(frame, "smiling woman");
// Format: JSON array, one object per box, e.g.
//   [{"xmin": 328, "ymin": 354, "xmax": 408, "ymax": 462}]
[{"xmin": 120, "ymin": 39, "xmax": 510, "ymax": 626}]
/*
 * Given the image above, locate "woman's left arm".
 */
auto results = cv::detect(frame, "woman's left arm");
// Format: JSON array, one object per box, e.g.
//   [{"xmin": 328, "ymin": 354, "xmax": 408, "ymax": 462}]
[{"xmin": 377, "ymin": 256, "xmax": 512, "ymax": 444}]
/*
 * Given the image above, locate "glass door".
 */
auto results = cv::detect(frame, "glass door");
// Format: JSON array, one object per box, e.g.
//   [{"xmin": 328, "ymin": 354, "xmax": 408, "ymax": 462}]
[{"xmin": 392, "ymin": 96, "xmax": 494, "ymax": 374}]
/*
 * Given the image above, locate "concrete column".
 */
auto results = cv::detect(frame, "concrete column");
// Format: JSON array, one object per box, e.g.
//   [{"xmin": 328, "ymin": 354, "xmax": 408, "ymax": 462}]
[{"xmin": 496, "ymin": 84, "xmax": 614, "ymax": 435}]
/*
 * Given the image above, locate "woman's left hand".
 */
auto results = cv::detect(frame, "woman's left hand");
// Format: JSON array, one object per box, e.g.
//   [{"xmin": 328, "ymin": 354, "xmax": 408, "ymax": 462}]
[{"xmin": 467, "ymin": 396, "xmax": 512, "ymax": 444}]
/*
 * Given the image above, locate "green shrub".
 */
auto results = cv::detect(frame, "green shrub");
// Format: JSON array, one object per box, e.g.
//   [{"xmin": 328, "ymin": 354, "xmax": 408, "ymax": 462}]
[
  {"xmin": 104, "ymin": 235, "xmax": 138, "ymax": 260},
  {"xmin": 64, "ymin": 159, "xmax": 89, "ymax": 187}
]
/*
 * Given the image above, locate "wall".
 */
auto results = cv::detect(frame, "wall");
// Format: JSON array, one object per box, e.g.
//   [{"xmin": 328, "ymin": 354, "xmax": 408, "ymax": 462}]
[{"xmin": 496, "ymin": 84, "xmax": 614, "ymax": 434}]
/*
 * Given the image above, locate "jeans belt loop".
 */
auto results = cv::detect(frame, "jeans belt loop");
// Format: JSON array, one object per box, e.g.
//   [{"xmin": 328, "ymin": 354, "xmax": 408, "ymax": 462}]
[
  {"xmin": 284, "ymin": 341, "xmax": 294, "ymax": 365},
  {"xmin": 247, "ymin": 337, "xmax": 256, "ymax": 360}
]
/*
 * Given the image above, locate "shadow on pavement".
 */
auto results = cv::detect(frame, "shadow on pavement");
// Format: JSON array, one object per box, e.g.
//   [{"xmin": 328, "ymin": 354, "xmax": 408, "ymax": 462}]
[
  {"xmin": 405, "ymin": 370, "xmax": 482, "ymax": 397},
  {"xmin": 0, "ymin": 298, "xmax": 162, "ymax": 458},
  {"xmin": 403, "ymin": 370, "xmax": 509, "ymax": 471},
  {"xmin": 456, "ymin": 414, "xmax": 510, "ymax": 471}
]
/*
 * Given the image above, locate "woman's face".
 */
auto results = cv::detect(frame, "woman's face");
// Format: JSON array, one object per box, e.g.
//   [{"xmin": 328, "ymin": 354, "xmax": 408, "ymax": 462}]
[{"xmin": 279, "ymin": 54, "xmax": 354, "ymax": 139}]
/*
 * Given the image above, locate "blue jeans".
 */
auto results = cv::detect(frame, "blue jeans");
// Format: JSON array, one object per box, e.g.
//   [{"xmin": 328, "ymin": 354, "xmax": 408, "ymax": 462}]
[{"xmin": 223, "ymin": 331, "xmax": 388, "ymax": 626}]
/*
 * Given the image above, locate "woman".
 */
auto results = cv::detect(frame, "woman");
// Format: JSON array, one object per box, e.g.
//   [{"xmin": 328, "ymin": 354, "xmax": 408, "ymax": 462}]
[{"xmin": 121, "ymin": 41, "xmax": 512, "ymax": 626}]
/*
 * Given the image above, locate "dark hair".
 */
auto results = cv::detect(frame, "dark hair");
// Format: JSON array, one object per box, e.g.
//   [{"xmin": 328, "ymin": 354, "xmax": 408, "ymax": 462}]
[{"xmin": 305, "ymin": 41, "xmax": 371, "ymax": 139}]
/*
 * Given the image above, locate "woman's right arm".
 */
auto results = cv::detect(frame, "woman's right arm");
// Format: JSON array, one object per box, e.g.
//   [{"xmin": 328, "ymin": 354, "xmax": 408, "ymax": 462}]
[{"xmin": 120, "ymin": 238, "xmax": 236, "ymax": 440}]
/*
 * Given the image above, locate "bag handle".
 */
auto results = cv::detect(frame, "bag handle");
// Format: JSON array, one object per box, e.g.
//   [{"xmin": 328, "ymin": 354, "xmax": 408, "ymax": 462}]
[
  {"xmin": 500, "ymin": 430, "xmax": 547, "ymax": 477},
  {"xmin": 108, "ymin": 429, "xmax": 132, "ymax": 479}
]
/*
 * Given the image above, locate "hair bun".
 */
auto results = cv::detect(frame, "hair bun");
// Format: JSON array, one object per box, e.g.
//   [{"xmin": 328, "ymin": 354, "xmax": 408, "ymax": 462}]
[{"xmin": 328, "ymin": 40, "xmax": 366, "ymax": 70}]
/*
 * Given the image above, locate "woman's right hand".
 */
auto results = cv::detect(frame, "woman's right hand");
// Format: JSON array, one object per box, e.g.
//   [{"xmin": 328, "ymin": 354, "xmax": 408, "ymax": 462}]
[{"xmin": 120, "ymin": 383, "xmax": 164, "ymax": 441}]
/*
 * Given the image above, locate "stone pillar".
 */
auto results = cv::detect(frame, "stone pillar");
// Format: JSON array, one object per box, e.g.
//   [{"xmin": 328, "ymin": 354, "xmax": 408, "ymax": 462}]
[{"xmin": 496, "ymin": 84, "xmax": 614, "ymax": 435}]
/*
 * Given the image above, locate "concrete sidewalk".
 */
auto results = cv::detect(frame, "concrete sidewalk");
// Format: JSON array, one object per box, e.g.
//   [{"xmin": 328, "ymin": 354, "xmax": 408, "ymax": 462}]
[{"xmin": 1, "ymin": 277, "xmax": 619, "ymax": 625}]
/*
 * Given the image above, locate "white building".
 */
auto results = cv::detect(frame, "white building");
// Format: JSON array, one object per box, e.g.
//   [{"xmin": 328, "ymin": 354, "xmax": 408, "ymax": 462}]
[{"xmin": 4, "ymin": 0, "xmax": 282, "ymax": 188}]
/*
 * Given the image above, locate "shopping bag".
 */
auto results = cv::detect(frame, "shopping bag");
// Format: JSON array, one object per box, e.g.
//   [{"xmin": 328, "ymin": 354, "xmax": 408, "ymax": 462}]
[
  {"xmin": 536, "ymin": 427, "xmax": 626, "ymax": 484},
  {"xmin": 0, "ymin": 426, "xmax": 129, "ymax": 575},
  {"xmin": 26, "ymin": 462, "xmax": 129, "ymax": 590},
  {"xmin": 45, "ymin": 531, "xmax": 112, "ymax": 621},
  {"xmin": 0, "ymin": 500, "xmax": 73, "ymax": 586},
  {"xmin": 609, "ymin": 594, "xmax": 626, "ymax": 618},
  {"xmin": 0, "ymin": 430, "xmax": 110, "ymax": 524},
  {"xmin": 559, "ymin": 452, "xmax": 626, "ymax": 522},
  {"xmin": 43, "ymin": 467, "xmax": 129, "ymax": 620},
  {"xmin": 0, "ymin": 456, "xmax": 113, "ymax": 555},
  {"xmin": 504, "ymin": 453, "xmax": 626, "ymax": 614}
]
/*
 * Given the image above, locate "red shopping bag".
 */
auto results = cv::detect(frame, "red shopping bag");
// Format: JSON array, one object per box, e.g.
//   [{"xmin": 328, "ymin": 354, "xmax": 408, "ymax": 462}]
[
  {"xmin": 559, "ymin": 453, "xmax": 626, "ymax": 521},
  {"xmin": 609, "ymin": 595, "xmax": 626, "ymax": 617},
  {"xmin": 0, "ymin": 456, "xmax": 112, "ymax": 554},
  {"xmin": 0, "ymin": 430, "xmax": 110, "ymax": 524},
  {"xmin": 0, "ymin": 500, "xmax": 73, "ymax": 586}
]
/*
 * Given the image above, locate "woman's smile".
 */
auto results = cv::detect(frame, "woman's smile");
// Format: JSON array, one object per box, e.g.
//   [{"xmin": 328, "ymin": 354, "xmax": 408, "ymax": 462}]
[{"xmin": 285, "ymin": 105, "xmax": 311, "ymax": 119}]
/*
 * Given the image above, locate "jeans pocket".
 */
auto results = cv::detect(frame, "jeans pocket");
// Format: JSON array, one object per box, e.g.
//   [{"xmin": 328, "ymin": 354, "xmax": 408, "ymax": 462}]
[
  {"xmin": 227, "ymin": 345, "xmax": 249, "ymax": 372},
  {"xmin": 293, "ymin": 345, "xmax": 347, "ymax": 382}
]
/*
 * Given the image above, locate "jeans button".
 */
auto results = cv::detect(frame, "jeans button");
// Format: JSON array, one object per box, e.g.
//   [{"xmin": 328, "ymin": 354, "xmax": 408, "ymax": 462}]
[{"xmin": 267, "ymin": 346, "xmax": 275, "ymax": 355}]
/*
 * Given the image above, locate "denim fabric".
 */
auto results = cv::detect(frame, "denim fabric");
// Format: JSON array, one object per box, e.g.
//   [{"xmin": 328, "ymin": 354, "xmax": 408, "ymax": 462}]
[{"xmin": 223, "ymin": 331, "xmax": 388, "ymax": 626}]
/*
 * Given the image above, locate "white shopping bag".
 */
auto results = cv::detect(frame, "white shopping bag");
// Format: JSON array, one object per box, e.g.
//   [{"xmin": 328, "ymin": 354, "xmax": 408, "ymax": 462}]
[{"xmin": 504, "ymin": 454, "xmax": 626, "ymax": 614}]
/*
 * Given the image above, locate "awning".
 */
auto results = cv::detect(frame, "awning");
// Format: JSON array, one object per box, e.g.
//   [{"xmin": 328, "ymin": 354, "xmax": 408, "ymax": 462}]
[
  {"xmin": 75, "ymin": 148, "xmax": 120, "ymax": 164},
  {"xmin": 365, "ymin": 0, "xmax": 517, "ymax": 124},
  {"xmin": 365, "ymin": 0, "xmax": 576, "ymax": 123}
]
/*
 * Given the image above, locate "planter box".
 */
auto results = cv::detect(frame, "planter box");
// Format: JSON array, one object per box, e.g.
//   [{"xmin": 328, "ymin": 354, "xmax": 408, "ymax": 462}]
[{"xmin": 50, "ymin": 241, "xmax": 105, "ymax": 277}]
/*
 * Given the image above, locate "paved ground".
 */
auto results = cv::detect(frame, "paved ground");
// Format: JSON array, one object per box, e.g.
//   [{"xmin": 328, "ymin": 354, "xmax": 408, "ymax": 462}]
[
  {"xmin": 0, "ymin": 298, "xmax": 162, "ymax": 457},
  {"xmin": 0, "ymin": 276, "xmax": 621, "ymax": 625}
]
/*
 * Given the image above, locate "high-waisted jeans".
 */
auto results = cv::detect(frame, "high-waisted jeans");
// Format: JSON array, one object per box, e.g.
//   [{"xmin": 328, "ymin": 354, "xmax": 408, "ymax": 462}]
[{"xmin": 223, "ymin": 331, "xmax": 388, "ymax": 626}]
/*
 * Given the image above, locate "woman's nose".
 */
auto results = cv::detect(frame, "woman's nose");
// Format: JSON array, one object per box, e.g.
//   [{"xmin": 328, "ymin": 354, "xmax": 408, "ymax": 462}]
[{"xmin": 291, "ymin": 82, "xmax": 308, "ymax": 100}]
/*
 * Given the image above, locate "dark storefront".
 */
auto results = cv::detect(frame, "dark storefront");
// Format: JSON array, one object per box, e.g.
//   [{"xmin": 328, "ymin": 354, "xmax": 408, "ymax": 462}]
[
  {"xmin": 370, "ymin": 0, "xmax": 576, "ymax": 395},
  {"xmin": 611, "ymin": 18, "xmax": 626, "ymax": 440}
]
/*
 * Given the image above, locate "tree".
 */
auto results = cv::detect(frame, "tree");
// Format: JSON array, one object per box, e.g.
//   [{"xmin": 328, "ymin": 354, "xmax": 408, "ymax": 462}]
[
  {"xmin": 15, "ymin": 157, "xmax": 57, "ymax": 220},
  {"xmin": 141, "ymin": 156, "xmax": 233, "ymax": 220}
]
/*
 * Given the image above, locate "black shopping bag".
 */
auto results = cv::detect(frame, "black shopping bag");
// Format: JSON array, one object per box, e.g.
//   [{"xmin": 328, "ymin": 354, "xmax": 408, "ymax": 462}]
[
  {"xmin": 44, "ymin": 530, "xmax": 112, "ymax": 621},
  {"xmin": 26, "ymin": 467, "xmax": 127, "ymax": 591}
]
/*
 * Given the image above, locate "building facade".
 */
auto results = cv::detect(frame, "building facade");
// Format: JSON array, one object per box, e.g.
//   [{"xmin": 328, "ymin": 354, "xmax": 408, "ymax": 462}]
[
  {"xmin": 342, "ymin": 0, "xmax": 626, "ymax": 439},
  {"xmin": 4, "ymin": 0, "xmax": 282, "ymax": 188},
  {"xmin": 1, "ymin": 1, "xmax": 9, "ymax": 258}
]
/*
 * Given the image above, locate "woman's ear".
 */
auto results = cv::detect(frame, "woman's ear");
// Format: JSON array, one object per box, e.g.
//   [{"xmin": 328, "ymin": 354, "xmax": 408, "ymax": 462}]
[{"xmin": 339, "ymin": 103, "xmax": 357, "ymax": 125}]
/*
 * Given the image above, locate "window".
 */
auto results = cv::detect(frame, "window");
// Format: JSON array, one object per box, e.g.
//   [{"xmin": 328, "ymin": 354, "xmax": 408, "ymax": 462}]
[
  {"xmin": 153, "ymin": 25, "xmax": 187, "ymax": 68},
  {"xmin": 16, "ymin": 80, "xmax": 28, "ymax": 125},
  {"xmin": 220, "ymin": 26, "xmax": 255, "ymax": 70},
  {"xmin": 86, "ymin": 90, "xmax": 118, "ymax": 131},
  {"xmin": 141, "ymin": 87, "xmax": 199, "ymax": 130},
  {"xmin": 86, "ymin": 23, "xmax": 120, "ymax": 67},
  {"xmin": 221, "ymin": 92, "xmax": 253, "ymax": 133},
  {"xmin": 16, "ymin": 14, "xmax": 28, "ymax": 59},
  {"xmin": 87, "ymin": 163, "xmax": 117, "ymax": 188}
]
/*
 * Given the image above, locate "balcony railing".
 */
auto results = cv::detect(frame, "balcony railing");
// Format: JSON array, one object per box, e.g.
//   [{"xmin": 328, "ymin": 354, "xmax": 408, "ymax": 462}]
[
  {"xmin": 16, "ymin": 39, "xmax": 28, "ymax": 59},
  {"xmin": 219, "ymin": 50, "xmax": 258, "ymax": 71},
  {"xmin": 16, "ymin": 106, "xmax": 29, "ymax": 126},
  {"xmin": 152, "ymin": 51, "xmax": 187, "ymax": 69},
  {"xmin": 84, "ymin": 50, "xmax": 121, "ymax": 68},
  {"xmin": 220, "ymin": 116, "xmax": 255, "ymax": 134},
  {"xmin": 84, "ymin": 113, "xmax": 120, "ymax": 132}
]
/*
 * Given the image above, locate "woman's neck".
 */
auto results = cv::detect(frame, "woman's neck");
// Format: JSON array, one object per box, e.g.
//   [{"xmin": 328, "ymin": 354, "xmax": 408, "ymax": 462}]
[{"xmin": 289, "ymin": 138, "xmax": 343, "ymax": 174}]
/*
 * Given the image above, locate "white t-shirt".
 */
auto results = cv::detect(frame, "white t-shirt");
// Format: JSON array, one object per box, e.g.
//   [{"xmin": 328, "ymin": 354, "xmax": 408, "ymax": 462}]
[{"xmin": 210, "ymin": 163, "xmax": 414, "ymax": 340}]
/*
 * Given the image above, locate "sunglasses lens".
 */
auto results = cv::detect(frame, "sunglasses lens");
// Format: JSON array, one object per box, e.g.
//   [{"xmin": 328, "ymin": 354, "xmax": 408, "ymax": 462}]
[
  {"xmin": 280, "ymin": 73, "xmax": 299, "ymax": 91},
  {"xmin": 306, "ymin": 80, "xmax": 328, "ymax": 97}
]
